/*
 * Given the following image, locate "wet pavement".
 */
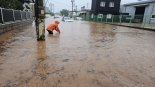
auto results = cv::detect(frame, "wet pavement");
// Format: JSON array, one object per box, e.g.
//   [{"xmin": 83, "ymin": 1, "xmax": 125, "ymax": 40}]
[{"xmin": 0, "ymin": 18, "xmax": 155, "ymax": 87}]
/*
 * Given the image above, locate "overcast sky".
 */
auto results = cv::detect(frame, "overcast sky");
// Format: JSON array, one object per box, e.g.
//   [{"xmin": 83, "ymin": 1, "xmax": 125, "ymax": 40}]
[{"xmin": 46, "ymin": 0, "xmax": 147, "ymax": 12}]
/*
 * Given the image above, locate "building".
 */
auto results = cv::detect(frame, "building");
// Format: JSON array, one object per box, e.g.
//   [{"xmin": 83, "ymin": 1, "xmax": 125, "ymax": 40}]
[
  {"xmin": 91, "ymin": 0, "xmax": 121, "ymax": 16},
  {"xmin": 69, "ymin": 11, "xmax": 78, "ymax": 17},
  {"xmin": 121, "ymin": 0, "xmax": 155, "ymax": 24},
  {"xmin": 80, "ymin": 6, "xmax": 91, "ymax": 18}
]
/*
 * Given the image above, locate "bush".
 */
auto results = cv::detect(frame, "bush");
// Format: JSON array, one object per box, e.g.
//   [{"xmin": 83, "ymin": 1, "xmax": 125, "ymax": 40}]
[{"xmin": 0, "ymin": 0, "xmax": 23, "ymax": 10}]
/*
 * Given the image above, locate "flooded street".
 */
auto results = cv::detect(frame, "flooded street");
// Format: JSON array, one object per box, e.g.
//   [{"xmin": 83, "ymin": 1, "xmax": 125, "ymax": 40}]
[{"xmin": 0, "ymin": 18, "xmax": 155, "ymax": 87}]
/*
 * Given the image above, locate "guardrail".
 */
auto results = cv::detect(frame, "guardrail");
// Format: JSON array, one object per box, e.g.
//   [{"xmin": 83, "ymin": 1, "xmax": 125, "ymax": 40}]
[{"xmin": 0, "ymin": 8, "xmax": 33, "ymax": 34}]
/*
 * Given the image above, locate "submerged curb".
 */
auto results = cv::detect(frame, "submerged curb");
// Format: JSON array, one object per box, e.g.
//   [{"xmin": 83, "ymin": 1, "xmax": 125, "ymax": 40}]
[{"xmin": 107, "ymin": 23, "xmax": 155, "ymax": 32}]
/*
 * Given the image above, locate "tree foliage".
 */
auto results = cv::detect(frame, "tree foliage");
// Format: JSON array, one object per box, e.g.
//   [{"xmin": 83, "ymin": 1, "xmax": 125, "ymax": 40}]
[
  {"xmin": 60, "ymin": 9, "xmax": 69, "ymax": 16},
  {"xmin": 0, "ymin": 0, "xmax": 23, "ymax": 10}
]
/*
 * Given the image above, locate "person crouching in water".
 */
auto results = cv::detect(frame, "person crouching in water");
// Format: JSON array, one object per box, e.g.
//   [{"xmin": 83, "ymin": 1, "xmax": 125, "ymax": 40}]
[{"xmin": 47, "ymin": 21, "xmax": 60, "ymax": 34}]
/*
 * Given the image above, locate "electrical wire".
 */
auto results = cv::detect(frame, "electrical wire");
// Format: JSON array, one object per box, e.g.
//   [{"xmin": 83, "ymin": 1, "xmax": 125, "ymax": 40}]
[{"xmin": 45, "ymin": 0, "xmax": 50, "ymax": 6}]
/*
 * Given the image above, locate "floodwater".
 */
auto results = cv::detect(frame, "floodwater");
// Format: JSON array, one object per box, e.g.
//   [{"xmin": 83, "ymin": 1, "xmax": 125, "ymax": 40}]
[{"xmin": 0, "ymin": 18, "xmax": 155, "ymax": 87}]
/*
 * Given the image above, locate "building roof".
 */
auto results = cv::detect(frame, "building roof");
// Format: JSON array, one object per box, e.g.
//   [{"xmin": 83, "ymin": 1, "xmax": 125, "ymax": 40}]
[
  {"xmin": 81, "ymin": 9, "xmax": 91, "ymax": 11},
  {"xmin": 124, "ymin": 0, "xmax": 155, "ymax": 6}
]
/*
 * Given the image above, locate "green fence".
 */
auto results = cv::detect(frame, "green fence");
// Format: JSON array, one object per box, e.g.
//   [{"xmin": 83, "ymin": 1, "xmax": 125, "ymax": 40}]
[{"xmin": 81, "ymin": 15, "xmax": 155, "ymax": 30}]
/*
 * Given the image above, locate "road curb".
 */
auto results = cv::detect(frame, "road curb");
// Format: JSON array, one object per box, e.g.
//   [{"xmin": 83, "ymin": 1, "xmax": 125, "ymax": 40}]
[{"xmin": 106, "ymin": 23, "xmax": 155, "ymax": 32}]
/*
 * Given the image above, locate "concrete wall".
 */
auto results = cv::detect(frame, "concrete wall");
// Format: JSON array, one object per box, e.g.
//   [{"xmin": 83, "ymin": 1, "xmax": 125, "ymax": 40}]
[
  {"xmin": 121, "ymin": 5, "xmax": 136, "ymax": 19},
  {"xmin": 0, "ymin": 21, "xmax": 33, "ymax": 34},
  {"xmin": 143, "ymin": 3, "xmax": 155, "ymax": 23},
  {"xmin": 149, "ymin": 3, "xmax": 155, "ymax": 23},
  {"xmin": 125, "ymin": 6, "xmax": 136, "ymax": 19}
]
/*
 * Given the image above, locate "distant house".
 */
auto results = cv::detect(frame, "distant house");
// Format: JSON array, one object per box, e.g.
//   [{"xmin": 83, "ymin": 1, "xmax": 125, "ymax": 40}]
[
  {"xmin": 69, "ymin": 11, "xmax": 78, "ymax": 17},
  {"xmin": 121, "ymin": 0, "xmax": 155, "ymax": 24},
  {"xmin": 91, "ymin": 0, "xmax": 121, "ymax": 18},
  {"xmin": 79, "ymin": 6, "xmax": 91, "ymax": 19}
]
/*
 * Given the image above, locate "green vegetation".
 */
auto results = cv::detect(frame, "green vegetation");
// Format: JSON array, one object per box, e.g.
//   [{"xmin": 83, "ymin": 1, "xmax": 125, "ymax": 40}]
[
  {"xmin": 60, "ymin": 9, "xmax": 69, "ymax": 16},
  {"xmin": 0, "ymin": 0, "xmax": 23, "ymax": 10}
]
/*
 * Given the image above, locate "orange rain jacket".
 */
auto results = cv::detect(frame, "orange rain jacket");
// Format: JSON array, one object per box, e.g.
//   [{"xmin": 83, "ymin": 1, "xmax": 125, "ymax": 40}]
[{"xmin": 47, "ymin": 23, "xmax": 60, "ymax": 33}]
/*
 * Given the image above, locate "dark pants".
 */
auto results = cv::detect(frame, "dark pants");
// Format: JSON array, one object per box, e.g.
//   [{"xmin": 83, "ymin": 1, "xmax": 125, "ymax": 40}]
[{"xmin": 47, "ymin": 30, "xmax": 53, "ymax": 34}]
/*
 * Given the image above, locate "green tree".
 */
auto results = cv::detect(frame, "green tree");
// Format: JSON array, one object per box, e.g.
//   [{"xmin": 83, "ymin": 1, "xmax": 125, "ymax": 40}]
[
  {"xmin": 0, "ymin": 0, "xmax": 23, "ymax": 10},
  {"xmin": 60, "ymin": 9, "xmax": 69, "ymax": 16}
]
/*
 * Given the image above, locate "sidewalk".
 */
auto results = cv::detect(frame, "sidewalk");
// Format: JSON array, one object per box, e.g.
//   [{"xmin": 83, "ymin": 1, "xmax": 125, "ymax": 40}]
[{"xmin": 112, "ymin": 23, "xmax": 155, "ymax": 31}]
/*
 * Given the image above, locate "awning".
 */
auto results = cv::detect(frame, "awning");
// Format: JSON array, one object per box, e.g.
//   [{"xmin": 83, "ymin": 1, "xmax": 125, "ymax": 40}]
[{"xmin": 133, "ymin": 4, "xmax": 148, "ymax": 7}]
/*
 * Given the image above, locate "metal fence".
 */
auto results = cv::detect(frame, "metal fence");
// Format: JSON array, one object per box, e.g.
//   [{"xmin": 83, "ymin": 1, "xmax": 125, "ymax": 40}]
[
  {"xmin": 2, "ymin": 9, "xmax": 14, "ymax": 22},
  {"xmin": 0, "ymin": 9, "xmax": 2, "ymax": 23},
  {"xmin": 0, "ymin": 8, "xmax": 33, "ymax": 24},
  {"xmin": 21, "ymin": 11, "xmax": 27, "ymax": 20},
  {"xmin": 82, "ymin": 15, "xmax": 155, "ymax": 30},
  {"xmin": 0, "ymin": 8, "xmax": 33, "ymax": 34},
  {"xmin": 14, "ymin": 10, "xmax": 22, "ymax": 20}
]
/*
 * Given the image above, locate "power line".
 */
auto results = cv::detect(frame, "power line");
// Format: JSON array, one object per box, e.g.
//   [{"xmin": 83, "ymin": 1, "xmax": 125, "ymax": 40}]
[
  {"xmin": 45, "ymin": 0, "xmax": 50, "ymax": 6},
  {"xmin": 49, "ymin": 0, "xmax": 71, "ymax": 7}
]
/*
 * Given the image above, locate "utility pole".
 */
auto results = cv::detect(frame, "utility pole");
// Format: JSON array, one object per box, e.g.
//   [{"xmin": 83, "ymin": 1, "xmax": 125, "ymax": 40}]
[
  {"xmin": 87, "ymin": 3, "xmax": 89, "ymax": 9},
  {"xmin": 35, "ymin": 0, "xmax": 45, "ymax": 41},
  {"xmin": 76, "ymin": 5, "xmax": 77, "ymax": 16},
  {"xmin": 50, "ymin": 3, "xmax": 54, "ymax": 16},
  {"xmin": 71, "ymin": 0, "xmax": 75, "ymax": 18},
  {"xmin": 50, "ymin": 3, "xmax": 53, "ymax": 14},
  {"xmin": 53, "ymin": 4, "xmax": 55, "ymax": 16},
  {"xmin": 52, "ymin": 4, "xmax": 55, "ymax": 18}
]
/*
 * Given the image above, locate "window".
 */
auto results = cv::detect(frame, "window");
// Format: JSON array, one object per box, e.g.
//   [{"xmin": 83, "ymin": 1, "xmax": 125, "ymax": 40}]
[
  {"xmin": 109, "ymin": 2, "xmax": 114, "ymax": 7},
  {"xmin": 152, "ymin": 15, "xmax": 155, "ymax": 19},
  {"xmin": 100, "ymin": 2, "xmax": 105, "ymax": 7},
  {"xmin": 107, "ymin": 14, "xmax": 112, "ymax": 19},
  {"xmin": 98, "ymin": 14, "xmax": 103, "ymax": 18}
]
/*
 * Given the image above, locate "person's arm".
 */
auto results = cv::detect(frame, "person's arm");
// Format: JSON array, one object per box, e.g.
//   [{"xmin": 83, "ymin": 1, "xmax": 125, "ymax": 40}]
[{"xmin": 55, "ymin": 27, "xmax": 61, "ymax": 33}]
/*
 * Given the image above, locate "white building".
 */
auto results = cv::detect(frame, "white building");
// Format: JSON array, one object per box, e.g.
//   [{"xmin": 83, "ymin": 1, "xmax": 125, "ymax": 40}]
[{"xmin": 121, "ymin": 0, "xmax": 155, "ymax": 24}]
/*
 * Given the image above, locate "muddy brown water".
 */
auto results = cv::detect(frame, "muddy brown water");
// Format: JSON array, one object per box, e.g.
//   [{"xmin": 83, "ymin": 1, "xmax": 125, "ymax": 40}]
[{"xmin": 0, "ymin": 18, "xmax": 155, "ymax": 87}]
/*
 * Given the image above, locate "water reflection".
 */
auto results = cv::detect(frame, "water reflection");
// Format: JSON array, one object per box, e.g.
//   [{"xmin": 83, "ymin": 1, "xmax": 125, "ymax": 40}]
[
  {"xmin": 47, "ymin": 33, "xmax": 60, "ymax": 38},
  {"xmin": 36, "ymin": 41, "xmax": 48, "ymax": 81},
  {"xmin": 87, "ymin": 22, "xmax": 116, "ymax": 48},
  {"xmin": 37, "ymin": 41, "xmax": 47, "ymax": 60}
]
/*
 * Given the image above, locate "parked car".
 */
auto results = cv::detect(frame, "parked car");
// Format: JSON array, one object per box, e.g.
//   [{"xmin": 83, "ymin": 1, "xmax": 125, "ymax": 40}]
[
  {"xmin": 54, "ymin": 16, "xmax": 60, "ymax": 19},
  {"xmin": 76, "ymin": 17, "xmax": 83, "ymax": 20},
  {"xmin": 62, "ymin": 17, "xmax": 74, "ymax": 22}
]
